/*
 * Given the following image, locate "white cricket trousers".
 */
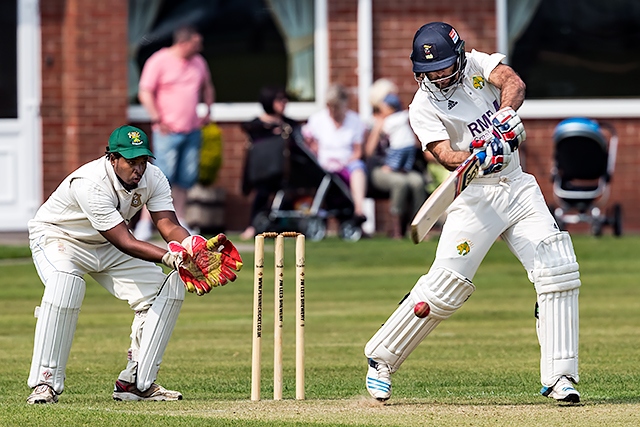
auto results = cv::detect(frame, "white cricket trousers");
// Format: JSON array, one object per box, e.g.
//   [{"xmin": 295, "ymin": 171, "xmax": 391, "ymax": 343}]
[{"xmin": 431, "ymin": 168, "xmax": 560, "ymax": 280}]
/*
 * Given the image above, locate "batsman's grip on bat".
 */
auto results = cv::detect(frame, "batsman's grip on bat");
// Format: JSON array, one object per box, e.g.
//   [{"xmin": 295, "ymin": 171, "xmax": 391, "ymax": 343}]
[
  {"xmin": 162, "ymin": 234, "xmax": 244, "ymax": 296},
  {"xmin": 469, "ymin": 134, "xmax": 512, "ymax": 175}
]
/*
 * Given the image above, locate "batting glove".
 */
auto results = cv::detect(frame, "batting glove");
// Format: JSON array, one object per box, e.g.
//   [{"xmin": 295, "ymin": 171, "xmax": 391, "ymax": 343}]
[
  {"xmin": 490, "ymin": 107, "xmax": 526, "ymax": 150},
  {"xmin": 474, "ymin": 135, "xmax": 512, "ymax": 175},
  {"xmin": 163, "ymin": 241, "xmax": 212, "ymax": 295},
  {"xmin": 182, "ymin": 234, "xmax": 244, "ymax": 288}
]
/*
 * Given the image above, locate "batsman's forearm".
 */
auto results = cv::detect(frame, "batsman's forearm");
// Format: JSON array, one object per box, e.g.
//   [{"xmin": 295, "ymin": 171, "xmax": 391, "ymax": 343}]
[
  {"xmin": 438, "ymin": 151, "xmax": 475, "ymax": 171},
  {"xmin": 488, "ymin": 64, "xmax": 526, "ymax": 111},
  {"xmin": 427, "ymin": 141, "xmax": 472, "ymax": 171},
  {"xmin": 499, "ymin": 79, "xmax": 526, "ymax": 111}
]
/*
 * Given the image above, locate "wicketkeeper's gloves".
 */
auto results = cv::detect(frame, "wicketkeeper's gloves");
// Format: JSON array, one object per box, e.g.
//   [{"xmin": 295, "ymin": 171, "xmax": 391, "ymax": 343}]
[{"xmin": 163, "ymin": 234, "xmax": 243, "ymax": 296}]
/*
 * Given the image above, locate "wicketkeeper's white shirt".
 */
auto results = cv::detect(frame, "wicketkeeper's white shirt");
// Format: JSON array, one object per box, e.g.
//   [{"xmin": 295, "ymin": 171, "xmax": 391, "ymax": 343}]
[
  {"xmin": 28, "ymin": 157, "xmax": 174, "ymax": 244},
  {"xmin": 408, "ymin": 49, "xmax": 521, "ymax": 180}
]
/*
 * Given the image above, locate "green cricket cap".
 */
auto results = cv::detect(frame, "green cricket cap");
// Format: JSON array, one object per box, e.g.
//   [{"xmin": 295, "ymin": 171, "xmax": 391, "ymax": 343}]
[{"xmin": 108, "ymin": 125, "xmax": 155, "ymax": 159}]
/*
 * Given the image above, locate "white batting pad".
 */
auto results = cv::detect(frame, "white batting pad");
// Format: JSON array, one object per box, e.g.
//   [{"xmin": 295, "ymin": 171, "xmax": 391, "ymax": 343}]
[
  {"xmin": 28, "ymin": 272, "xmax": 86, "ymax": 394},
  {"xmin": 532, "ymin": 232, "xmax": 580, "ymax": 386},
  {"xmin": 365, "ymin": 267, "xmax": 475, "ymax": 372},
  {"xmin": 135, "ymin": 272, "xmax": 184, "ymax": 391}
]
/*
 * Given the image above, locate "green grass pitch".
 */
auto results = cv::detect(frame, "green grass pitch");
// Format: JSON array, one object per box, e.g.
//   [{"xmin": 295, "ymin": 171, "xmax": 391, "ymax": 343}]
[{"xmin": 1, "ymin": 234, "xmax": 639, "ymax": 426}]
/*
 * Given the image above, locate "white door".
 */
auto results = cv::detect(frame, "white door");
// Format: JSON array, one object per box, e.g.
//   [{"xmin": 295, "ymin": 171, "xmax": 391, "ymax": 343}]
[{"xmin": 0, "ymin": 0, "xmax": 41, "ymax": 231}]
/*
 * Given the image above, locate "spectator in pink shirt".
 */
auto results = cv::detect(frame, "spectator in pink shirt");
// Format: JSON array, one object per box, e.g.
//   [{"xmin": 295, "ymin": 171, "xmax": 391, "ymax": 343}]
[{"xmin": 134, "ymin": 25, "xmax": 215, "ymax": 240}]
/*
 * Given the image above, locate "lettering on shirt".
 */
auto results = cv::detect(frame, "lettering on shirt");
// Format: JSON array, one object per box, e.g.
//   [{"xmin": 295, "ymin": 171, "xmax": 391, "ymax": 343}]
[{"xmin": 467, "ymin": 100, "xmax": 500, "ymax": 138}]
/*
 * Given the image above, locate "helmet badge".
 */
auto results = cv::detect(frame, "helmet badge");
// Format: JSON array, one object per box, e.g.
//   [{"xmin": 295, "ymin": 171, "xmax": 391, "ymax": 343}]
[
  {"xmin": 423, "ymin": 44, "xmax": 437, "ymax": 60},
  {"xmin": 449, "ymin": 28, "xmax": 459, "ymax": 43}
]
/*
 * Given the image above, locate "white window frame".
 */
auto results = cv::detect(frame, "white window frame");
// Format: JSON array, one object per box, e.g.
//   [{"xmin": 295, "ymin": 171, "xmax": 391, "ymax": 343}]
[
  {"xmin": 128, "ymin": 0, "xmax": 328, "ymax": 123},
  {"xmin": 496, "ymin": 0, "xmax": 640, "ymax": 119}
]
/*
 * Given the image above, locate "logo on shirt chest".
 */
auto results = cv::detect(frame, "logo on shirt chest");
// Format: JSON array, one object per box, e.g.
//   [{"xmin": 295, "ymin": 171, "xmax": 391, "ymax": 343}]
[
  {"xmin": 131, "ymin": 192, "xmax": 142, "ymax": 208},
  {"xmin": 472, "ymin": 75, "xmax": 485, "ymax": 89}
]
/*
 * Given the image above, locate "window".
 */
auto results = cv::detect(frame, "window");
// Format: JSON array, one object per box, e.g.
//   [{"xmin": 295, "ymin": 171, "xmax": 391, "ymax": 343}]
[
  {"xmin": 0, "ymin": 0, "xmax": 17, "ymax": 119},
  {"xmin": 498, "ymin": 0, "xmax": 640, "ymax": 117},
  {"xmin": 128, "ymin": 0, "xmax": 325, "ymax": 121}
]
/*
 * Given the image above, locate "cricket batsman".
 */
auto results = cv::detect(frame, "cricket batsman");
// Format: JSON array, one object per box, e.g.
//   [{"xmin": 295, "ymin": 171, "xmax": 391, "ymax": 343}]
[
  {"xmin": 365, "ymin": 22, "xmax": 581, "ymax": 403},
  {"xmin": 26, "ymin": 125, "xmax": 242, "ymax": 404}
]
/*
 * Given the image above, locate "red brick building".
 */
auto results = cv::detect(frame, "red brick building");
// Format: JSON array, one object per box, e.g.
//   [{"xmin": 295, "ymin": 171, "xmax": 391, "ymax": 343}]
[{"xmin": 6, "ymin": 0, "xmax": 638, "ymax": 234}]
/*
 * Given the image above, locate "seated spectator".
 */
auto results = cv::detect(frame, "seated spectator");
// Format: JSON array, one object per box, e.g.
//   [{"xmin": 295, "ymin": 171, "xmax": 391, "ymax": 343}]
[
  {"xmin": 365, "ymin": 92, "xmax": 427, "ymax": 239},
  {"xmin": 302, "ymin": 83, "xmax": 367, "ymax": 222},
  {"xmin": 240, "ymin": 86, "xmax": 298, "ymax": 240},
  {"xmin": 379, "ymin": 94, "xmax": 417, "ymax": 173}
]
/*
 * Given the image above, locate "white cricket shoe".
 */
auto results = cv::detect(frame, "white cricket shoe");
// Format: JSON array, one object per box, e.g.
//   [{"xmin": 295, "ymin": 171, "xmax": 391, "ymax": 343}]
[
  {"xmin": 26, "ymin": 384, "xmax": 58, "ymax": 404},
  {"xmin": 366, "ymin": 358, "xmax": 392, "ymax": 401},
  {"xmin": 112, "ymin": 380, "xmax": 183, "ymax": 401},
  {"xmin": 541, "ymin": 376, "xmax": 580, "ymax": 403}
]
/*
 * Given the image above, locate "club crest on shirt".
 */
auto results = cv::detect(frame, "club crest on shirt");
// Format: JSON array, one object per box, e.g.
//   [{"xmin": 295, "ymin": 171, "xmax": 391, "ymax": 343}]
[
  {"xmin": 456, "ymin": 240, "xmax": 472, "ymax": 256},
  {"xmin": 472, "ymin": 75, "xmax": 485, "ymax": 89},
  {"xmin": 128, "ymin": 131, "xmax": 143, "ymax": 145},
  {"xmin": 132, "ymin": 192, "xmax": 142, "ymax": 208}
]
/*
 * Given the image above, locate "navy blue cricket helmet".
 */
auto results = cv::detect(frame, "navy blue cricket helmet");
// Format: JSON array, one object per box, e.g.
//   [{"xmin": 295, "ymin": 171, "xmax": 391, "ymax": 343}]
[{"xmin": 410, "ymin": 22, "xmax": 466, "ymax": 74}]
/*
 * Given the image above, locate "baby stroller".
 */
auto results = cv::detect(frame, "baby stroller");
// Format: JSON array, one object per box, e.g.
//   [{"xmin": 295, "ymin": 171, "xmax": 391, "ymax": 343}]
[
  {"xmin": 249, "ymin": 128, "xmax": 364, "ymax": 242},
  {"xmin": 550, "ymin": 117, "xmax": 622, "ymax": 236}
]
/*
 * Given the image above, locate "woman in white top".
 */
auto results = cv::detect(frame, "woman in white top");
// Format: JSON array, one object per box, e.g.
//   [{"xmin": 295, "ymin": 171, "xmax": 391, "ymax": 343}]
[{"xmin": 302, "ymin": 84, "xmax": 368, "ymax": 221}]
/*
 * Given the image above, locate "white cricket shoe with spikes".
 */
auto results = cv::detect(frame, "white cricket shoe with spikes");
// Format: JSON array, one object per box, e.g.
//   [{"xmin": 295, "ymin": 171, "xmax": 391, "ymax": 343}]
[
  {"xmin": 541, "ymin": 376, "xmax": 580, "ymax": 403},
  {"xmin": 366, "ymin": 358, "xmax": 392, "ymax": 401},
  {"xmin": 26, "ymin": 384, "xmax": 58, "ymax": 404},
  {"xmin": 113, "ymin": 380, "xmax": 183, "ymax": 401}
]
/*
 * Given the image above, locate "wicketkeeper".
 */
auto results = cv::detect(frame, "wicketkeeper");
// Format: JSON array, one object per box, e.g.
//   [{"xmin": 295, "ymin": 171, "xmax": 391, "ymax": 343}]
[
  {"xmin": 26, "ymin": 125, "xmax": 242, "ymax": 404},
  {"xmin": 365, "ymin": 22, "xmax": 581, "ymax": 403}
]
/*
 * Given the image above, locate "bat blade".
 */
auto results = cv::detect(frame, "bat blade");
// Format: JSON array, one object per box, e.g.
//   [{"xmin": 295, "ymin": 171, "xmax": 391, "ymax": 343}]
[{"xmin": 410, "ymin": 153, "xmax": 481, "ymax": 244}]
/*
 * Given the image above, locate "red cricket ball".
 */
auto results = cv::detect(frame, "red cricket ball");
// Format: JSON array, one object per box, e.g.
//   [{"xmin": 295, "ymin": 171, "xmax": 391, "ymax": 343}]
[{"xmin": 413, "ymin": 301, "xmax": 430, "ymax": 318}]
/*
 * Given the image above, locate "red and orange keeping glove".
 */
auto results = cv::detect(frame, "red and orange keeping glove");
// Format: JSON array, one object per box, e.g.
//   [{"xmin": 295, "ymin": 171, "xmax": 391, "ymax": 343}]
[
  {"xmin": 182, "ymin": 234, "xmax": 244, "ymax": 288},
  {"xmin": 163, "ymin": 241, "xmax": 211, "ymax": 295},
  {"xmin": 163, "ymin": 234, "xmax": 243, "ymax": 295}
]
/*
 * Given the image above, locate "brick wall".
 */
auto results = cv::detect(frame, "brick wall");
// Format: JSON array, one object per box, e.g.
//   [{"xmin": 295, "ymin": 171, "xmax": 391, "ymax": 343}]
[
  {"xmin": 372, "ymin": 0, "xmax": 498, "ymax": 108},
  {"xmin": 40, "ymin": 0, "xmax": 128, "ymax": 198},
  {"xmin": 41, "ymin": 0, "xmax": 640, "ymax": 234},
  {"xmin": 208, "ymin": 0, "xmax": 640, "ymax": 234}
]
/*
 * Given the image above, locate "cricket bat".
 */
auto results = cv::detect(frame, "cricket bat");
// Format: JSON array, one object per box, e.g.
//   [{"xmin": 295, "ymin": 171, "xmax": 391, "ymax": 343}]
[{"xmin": 410, "ymin": 153, "xmax": 482, "ymax": 244}]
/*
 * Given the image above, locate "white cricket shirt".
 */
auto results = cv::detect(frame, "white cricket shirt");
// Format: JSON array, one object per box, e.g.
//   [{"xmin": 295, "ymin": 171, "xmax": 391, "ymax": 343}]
[
  {"xmin": 409, "ymin": 49, "xmax": 521, "ymax": 179},
  {"xmin": 28, "ymin": 157, "xmax": 174, "ymax": 244}
]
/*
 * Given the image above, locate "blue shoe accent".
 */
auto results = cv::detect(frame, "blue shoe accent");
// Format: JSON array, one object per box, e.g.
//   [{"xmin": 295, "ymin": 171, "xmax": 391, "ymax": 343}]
[
  {"xmin": 540, "ymin": 376, "xmax": 580, "ymax": 403},
  {"xmin": 366, "ymin": 376, "xmax": 391, "ymax": 393}
]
